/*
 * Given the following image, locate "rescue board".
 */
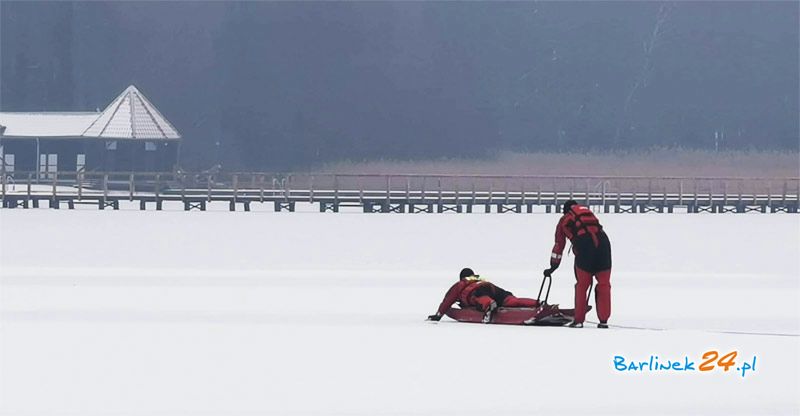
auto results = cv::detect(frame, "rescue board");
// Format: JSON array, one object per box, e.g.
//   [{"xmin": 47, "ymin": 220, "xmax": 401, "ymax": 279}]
[{"xmin": 444, "ymin": 305, "xmax": 592, "ymax": 326}]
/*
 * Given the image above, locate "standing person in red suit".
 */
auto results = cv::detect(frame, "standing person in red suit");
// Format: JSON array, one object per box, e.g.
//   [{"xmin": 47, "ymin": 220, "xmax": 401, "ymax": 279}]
[
  {"xmin": 427, "ymin": 268, "xmax": 541, "ymax": 323},
  {"xmin": 544, "ymin": 200, "xmax": 612, "ymax": 328}
]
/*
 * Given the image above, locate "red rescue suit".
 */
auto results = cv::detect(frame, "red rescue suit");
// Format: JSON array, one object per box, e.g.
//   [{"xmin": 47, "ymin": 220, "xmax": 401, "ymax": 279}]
[
  {"xmin": 551, "ymin": 204, "xmax": 612, "ymax": 324},
  {"xmin": 435, "ymin": 278, "xmax": 539, "ymax": 316}
]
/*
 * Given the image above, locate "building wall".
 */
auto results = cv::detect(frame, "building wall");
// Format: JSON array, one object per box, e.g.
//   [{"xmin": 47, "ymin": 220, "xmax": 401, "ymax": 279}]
[
  {"xmin": 101, "ymin": 140, "xmax": 178, "ymax": 172},
  {"xmin": 1, "ymin": 138, "xmax": 179, "ymax": 175},
  {"xmin": 0, "ymin": 139, "xmax": 36, "ymax": 172},
  {"xmin": 39, "ymin": 140, "xmax": 86, "ymax": 171}
]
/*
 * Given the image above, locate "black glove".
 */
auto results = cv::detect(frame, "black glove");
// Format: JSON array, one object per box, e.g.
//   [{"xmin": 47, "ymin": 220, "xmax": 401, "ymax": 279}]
[
  {"xmin": 427, "ymin": 314, "xmax": 442, "ymax": 321},
  {"xmin": 543, "ymin": 266, "xmax": 558, "ymax": 277}
]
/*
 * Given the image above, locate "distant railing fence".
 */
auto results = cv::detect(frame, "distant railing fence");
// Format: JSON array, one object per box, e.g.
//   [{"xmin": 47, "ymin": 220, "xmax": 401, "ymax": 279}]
[{"xmin": 1, "ymin": 170, "xmax": 798, "ymax": 213}]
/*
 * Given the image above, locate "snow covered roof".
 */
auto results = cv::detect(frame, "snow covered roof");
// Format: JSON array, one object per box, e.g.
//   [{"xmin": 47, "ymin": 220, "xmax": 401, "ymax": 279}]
[
  {"xmin": 83, "ymin": 85, "xmax": 180, "ymax": 140},
  {"xmin": 0, "ymin": 85, "xmax": 180, "ymax": 140},
  {"xmin": 0, "ymin": 113, "xmax": 100, "ymax": 138}
]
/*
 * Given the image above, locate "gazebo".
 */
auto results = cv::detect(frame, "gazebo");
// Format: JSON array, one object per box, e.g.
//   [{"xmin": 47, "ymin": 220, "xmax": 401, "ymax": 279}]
[{"xmin": 0, "ymin": 85, "xmax": 181, "ymax": 178}]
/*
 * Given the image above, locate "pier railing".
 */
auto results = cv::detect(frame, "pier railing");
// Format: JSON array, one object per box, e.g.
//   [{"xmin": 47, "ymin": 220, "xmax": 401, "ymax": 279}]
[{"xmin": 1, "ymin": 171, "xmax": 798, "ymax": 213}]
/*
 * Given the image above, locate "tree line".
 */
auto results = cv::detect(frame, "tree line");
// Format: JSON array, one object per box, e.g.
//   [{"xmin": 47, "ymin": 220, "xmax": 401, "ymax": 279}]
[{"xmin": 1, "ymin": 1, "xmax": 797, "ymax": 170}]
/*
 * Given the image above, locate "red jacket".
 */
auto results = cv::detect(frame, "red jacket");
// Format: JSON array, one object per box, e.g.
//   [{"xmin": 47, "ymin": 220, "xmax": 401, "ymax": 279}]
[
  {"xmin": 435, "ymin": 279, "xmax": 489, "ymax": 315},
  {"xmin": 550, "ymin": 204, "xmax": 603, "ymax": 267}
]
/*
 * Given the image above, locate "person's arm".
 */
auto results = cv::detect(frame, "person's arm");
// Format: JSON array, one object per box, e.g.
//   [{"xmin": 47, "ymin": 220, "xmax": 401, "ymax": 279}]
[
  {"xmin": 428, "ymin": 281, "xmax": 464, "ymax": 320},
  {"xmin": 551, "ymin": 216, "xmax": 568, "ymax": 268},
  {"xmin": 544, "ymin": 216, "xmax": 568, "ymax": 276}
]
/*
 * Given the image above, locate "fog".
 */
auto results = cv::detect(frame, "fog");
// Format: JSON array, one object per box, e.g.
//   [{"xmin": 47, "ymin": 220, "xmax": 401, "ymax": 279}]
[{"xmin": 1, "ymin": 1, "xmax": 798, "ymax": 170}]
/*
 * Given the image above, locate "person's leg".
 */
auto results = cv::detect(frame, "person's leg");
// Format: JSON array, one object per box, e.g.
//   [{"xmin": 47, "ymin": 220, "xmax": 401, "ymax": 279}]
[
  {"xmin": 501, "ymin": 296, "xmax": 539, "ymax": 308},
  {"xmin": 573, "ymin": 266, "xmax": 593, "ymax": 323},
  {"xmin": 473, "ymin": 295, "xmax": 496, "ymax": 311},
  {"xmin": 473, "ymin": 295, "xmax": 498, "ymax": 323},
  {"xmin": 595, "ymin": 269, "xmax": 611, "ymax": 323},
  {"xmin": 593, "ymin": 232, "xmax": 612, "ymax": 324}
]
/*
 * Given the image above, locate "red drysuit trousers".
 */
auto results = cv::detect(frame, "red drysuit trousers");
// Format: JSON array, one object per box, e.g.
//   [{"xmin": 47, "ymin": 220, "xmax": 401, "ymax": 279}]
[
  {"xmin": 574, "ymin": 267, "xmax": 611, "ymax": 323},
  {"xmin": 473, "ymin": 295, "xmax": 539, "ymax": 311},
  {"xmin": 502, "ymin": 296, "xmax": 539, "ymax": 308}
]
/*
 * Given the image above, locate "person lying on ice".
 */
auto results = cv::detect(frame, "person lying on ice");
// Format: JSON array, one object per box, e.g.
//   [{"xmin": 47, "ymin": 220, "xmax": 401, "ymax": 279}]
[{"xmin": 426, "ymin": 268, "xmax": 541, "ymax": 323}]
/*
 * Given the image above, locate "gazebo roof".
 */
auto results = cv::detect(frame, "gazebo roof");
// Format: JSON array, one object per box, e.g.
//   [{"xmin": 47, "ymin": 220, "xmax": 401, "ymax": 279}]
[
  {"xmin": 83, "ymin": 85, "xmax": 180, "ymax": 139},
  {"xmin": 0, "ymin": 85, "xmax": 180, "ymax": 140}
]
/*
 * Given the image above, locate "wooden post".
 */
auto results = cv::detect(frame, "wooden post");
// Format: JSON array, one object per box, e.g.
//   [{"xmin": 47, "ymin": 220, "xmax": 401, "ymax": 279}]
[
  {"xmin": 77, "ymin": 171, "xmax": 83, "ymax": 200},
  {"xmin": 103, "ymin": 173, "xmax": 108, "ymax": 199},
  {"xmin": 386, "ymin": 175, "xmax": 391, "ymax": 204},
  {"xmin": 601, "ymin": 180, "xmax": 606, "ymax": 208},
  {"xmin": 678, "ymin": 180, "xmax": 683, "ymax": 206},
  {"xmin": 259, "ymin": 175, "xmax": 265, "ymax": 203},
  {"xmin": 471, "ymin": 180, "xmax": 476, "ymax": 204},
  {"xmin": 537, "ymin": 183, "xmax": 541, "ymax": 206},
  {"xmin": 52, "ymin": 171, "xmax": 57, "ymax": 198},
  {"xmin": 737, "ymin": 179, "xmax": 742, "ymax": 206},
  {"xmin": 569, "ymin": 178, "xmax": 575, "ymax": 201},
  {"xmin": 129, "ymin": 173, "xmax": 135, "ymax": 201},
  {"xmin": 438, "ymin": 177, "xmax": 442, "ymax": 204},
  {"xmin": 335, "ymin": 175, "xmax": 341, "ymax": 205},
  {"xmin": 179, "ymin": 173, "xmax": 186, "ymax": 201},
  {"xmin": 310, "ymin": 175, "xmax": 314, "ymax": 202},
  {"xmin": 782, "ymin": 181, "xmax": 787, "ymax": 204},
  {"xmin": 0, "ymin": 162, "xmax": 4, "ymax": 199},
  {"xmin": 27, "ymin": 173, "xmax": 32, "ymax": 201},
  {"xmin": 207, "ymin": 174, "xmax": 212, "ymax": 202},
  {"xmin": 356, "ymin": 176, "xmax": 363, "ymax": 205},
  {"xmin": 723, "ymin": 181, "xmax": 728, "ymax": 206},
  {"xmin": 767, "ymin": 181, "xmax": 772, "ymax": 210},
  {"xmin": 155, "ymin": 174, "xmax": 161, "ymax": 202},
  {"xmin": 233, "ymin": 174, "xmax": 239, "ymax": 203},
  {"xmin": 284, "ymin": 174, "xmax": 290, "ymax": 201},
  {"xmin": 585, "ymin": 179, "xmax": 590, "ymax": 206}
]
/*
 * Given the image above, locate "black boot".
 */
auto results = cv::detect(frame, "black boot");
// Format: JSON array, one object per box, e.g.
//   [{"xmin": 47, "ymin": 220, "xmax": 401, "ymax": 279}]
[
  {"xmin": 568, "ymin": 321, "xmax": 583, "ymax": 328},
  {"xmin": 597, "ymin": 322, "xmax": 609, "ymax": 329}
]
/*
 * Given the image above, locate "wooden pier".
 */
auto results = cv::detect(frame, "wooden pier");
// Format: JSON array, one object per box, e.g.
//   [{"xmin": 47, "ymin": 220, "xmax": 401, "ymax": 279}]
[{"xmin": 1, "ymin": 171, "xmax": 798, "ymax": 213}]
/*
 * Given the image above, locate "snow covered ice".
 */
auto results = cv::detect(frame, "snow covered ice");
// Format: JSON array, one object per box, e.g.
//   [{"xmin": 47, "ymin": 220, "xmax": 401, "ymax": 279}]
[{"xmin": 1, "ymin": 208, "xmax": 798, "ymax": 415}]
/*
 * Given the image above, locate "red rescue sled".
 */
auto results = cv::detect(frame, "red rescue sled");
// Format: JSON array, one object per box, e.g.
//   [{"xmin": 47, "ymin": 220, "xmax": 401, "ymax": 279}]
[
  {"xmin": 444, "ymin": 274, "xmax": 590, "ymax": 326},
  {"xmin": 445, "ymin": 304, "xmax": 590, "ymax": 326}
]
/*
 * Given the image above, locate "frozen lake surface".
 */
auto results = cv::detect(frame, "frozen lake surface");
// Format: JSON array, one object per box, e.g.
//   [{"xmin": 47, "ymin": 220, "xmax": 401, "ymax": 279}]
[{"xmin": 1, "ymin": 209, "xmax": 798, "ymax": 415}]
